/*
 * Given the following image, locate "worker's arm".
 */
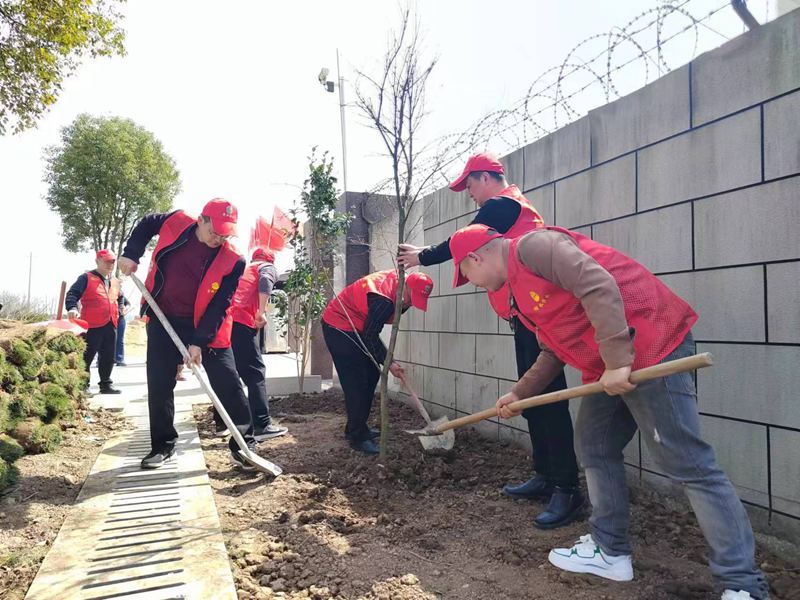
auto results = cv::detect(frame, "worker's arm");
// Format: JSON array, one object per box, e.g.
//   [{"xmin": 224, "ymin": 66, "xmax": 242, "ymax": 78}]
[
  {"xmin": 121, "ymin": 211, "xmax": 179, "ymax": 265},
  {"xmin": 192, "ymin": 256, "xmax": 246, "ymax": 347},
  {"xmin": 498, "ymin": 339, "xmax": 565, "ymax": 418},
  {"xmin": 65, "ymin": 273, "xmax": 88, "ymax": 313},
  {"xmin": 255, "ymin": 263, "xmax": 278, "ymax": 328},
  {"xmin": 360, "ymin": 293, "xmax": 396, "ymax": 367}
]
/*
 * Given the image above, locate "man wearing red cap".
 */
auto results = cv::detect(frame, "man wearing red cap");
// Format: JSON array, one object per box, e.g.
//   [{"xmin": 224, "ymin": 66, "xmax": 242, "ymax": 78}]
[
  {"xmin": 65, "ymin": 249, "xmax": 124, "ymax": 394},
  {"xmin": 227, "ymin": 248, "xmax": 288, "ymax": 441},
  {"xmin": 448, "ymin": 224, "xmax": 767, "ymax": 599},
  {"xmin": 398, "ymin": 152, "xmax": 580, "ymax": 529},
  {"xmin": 321, "ymin": 270, "xmax": 433, "ymax": 454},
  {"xmin": 119, "ymin": 199, "xmax": 260, "ymax": 470}
]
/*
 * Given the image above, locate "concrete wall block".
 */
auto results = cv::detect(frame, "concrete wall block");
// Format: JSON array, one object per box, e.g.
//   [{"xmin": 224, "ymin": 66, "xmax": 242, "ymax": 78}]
[
  {"xmin": 590, "ymin": 65, "xmax": 690, "ymax": 164},
  {"xmin": 455, "ymin": 372, "xmax": 499, "ymax": 415},
  {"xmin": 476, "ymin": 334, "xmax": 517, "ymax": 381},
  {"xmin": 697, "ymin": 342, "xmax": 800, "ymax": 429},
  {"xmin": 771, "ymin": 428, "xmax": 800, "ymax": 518},
  {"xmin": 764, "ymin": 89, "xmax": 800, "ymax": 180},
  {"xmin": 524, "ymin": 184, "xmax": 555, "ymax": 225},
  {"xmin": 424, "ymin": 222, "xmax": 448, "ymax": 246},
  {"xmin": 456, "ymin": 211, "xmax": 478, "ymax": 231},
  {"xmin": 441, "ymin": 260, "xmax": 476, "ymax": 295},
  {"xmin": 593, "ymin": 203, "xmax": 692, "ymax": 274},
  {"xmin": 499, "ymin": 423, "xmax": 532, "ymax": 454},
  {"xmin": 767, "ymin": 261, "xmax": 800, "ymax": 343},
  {"xmin": 404, "ymin": 301, "xmax": 425, "ymax": 331},
  {"xmin": 393, "ymin": 330, "xmax": 410, "ymax": 362},
  {"xmin": 500, "ymin": 148, "xmax": 524, "ymax": 188},
  {"xmin": 423, "ymin": 190, "xmax": 441, "ymax": 229},
  {"xmin": 409, "ymin": 331, "xmax": 439, "ymax": 367},
  {"xmin": 638, "ymin": 108, "xmax": 762, "ymax": 211},
  {"xmin": 691, "ymin": 8, "xmax": 800, "ymax": 126},
  {"xmin": 440, "ymin": 333, "xmax": 476, "ymax": 373},
  {"xmin": 456, "ymin": 293, "xmax": 499, "ymax": 334},
  {"xmin": 700, "ymin": 415, "xmax": 768, "ymax": 505},
  {"xmin": 421, "ymin": 264, "xmax": 440, "ymax": 298},
  {"xmin": 571, "ymin": 225, "xmax": 592, "ymax": 238},
  {"xmin": 660, "ymin": 266, "xmax": 765, "ymax": 342},
  {"xmin": 694, "ymin": 176, "xmax": 800, "ymax": 269},
  {"xmin": 554, "ymin": 154, "xmax": 636, "ymax": 228},
  {"xmin": 439, "ymin": 187, "xmax": 474, "ymax": 224},
  {"xmin": 424, "ymin": 295, "xmax": 457, "ymax": 332},
  {"xmin": 523, "ymin": 116, "xmax": 591, "ymax": 190},
  {"xmin": 398, "ymin": 363, "xmax": 425, "ymax": 401},
  {"xmin": 423, "ymin": 367, "xmax": 456, "ymax": 411}
]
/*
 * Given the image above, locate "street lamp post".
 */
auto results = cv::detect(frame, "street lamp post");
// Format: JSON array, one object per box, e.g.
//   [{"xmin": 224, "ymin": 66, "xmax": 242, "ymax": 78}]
[{"xmin": 318, "ymin": 49, "xmax": 348, "ymax": 195}]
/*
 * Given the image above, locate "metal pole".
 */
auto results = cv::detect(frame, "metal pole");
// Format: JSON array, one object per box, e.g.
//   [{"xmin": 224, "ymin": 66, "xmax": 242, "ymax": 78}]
[
  {"xmin": 336, "ymin": 48, "xmax": 349, "ymax": 195},
  {"xmin": 27, "ymin": 252, "xmax": 32, "ymax": 307}
]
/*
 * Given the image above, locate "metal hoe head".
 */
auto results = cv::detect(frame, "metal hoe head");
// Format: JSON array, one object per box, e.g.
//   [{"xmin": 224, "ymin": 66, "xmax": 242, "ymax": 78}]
[
  {"xmin": 404, "ymin": 416, "xmax": 455, "ymax": 451},
  {"xmin": 241, "ymin": 449, "xmax": 283, "ymax": 476}
]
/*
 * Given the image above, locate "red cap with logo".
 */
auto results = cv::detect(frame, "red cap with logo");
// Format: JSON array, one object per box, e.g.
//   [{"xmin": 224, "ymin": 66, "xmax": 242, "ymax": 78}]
[
  {"xmin": 252, "ymin": 248, "xmax": 275, "ymax": 263},
  {"xmin": 406, "ymin": 272, "xmax": 434, "ymax": 311},
  {"xmin": 448, "ymin": 152, "xmax": 505, "ymax": 192},
  {"xmin": 202, "ymin": 198, "xmax": 238, "ymax": 236},
  {"xmin": 96, "ymin": 249, "xmax": 116, "ymax": 262},
  {"xmin": 449, "ymin": 224, "xmax": 503, "ymax": 287}
]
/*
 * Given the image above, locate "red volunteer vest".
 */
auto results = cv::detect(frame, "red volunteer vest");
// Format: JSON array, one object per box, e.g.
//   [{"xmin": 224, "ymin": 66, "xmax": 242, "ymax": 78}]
[
  {"xmin": 322, "ymin": 270, "xmax": 399, "ymax": 332},
  {"xmin": 231, "ymin": 261, "xmax": 270, "ymax": 328},
  {"xmin": 507, "ymin": 227, "xmax": 697, "ymax": 383},
  {"xmin": 143, "ymin": 211, "xmax": 241, "ymax": 348},
  {"xmin": 80, "ymin": 272, "xmax": 120, "ymax": 328},
  {"xmin": 485, "ymin": 185, "xmax": 545, "ymax": 320}
]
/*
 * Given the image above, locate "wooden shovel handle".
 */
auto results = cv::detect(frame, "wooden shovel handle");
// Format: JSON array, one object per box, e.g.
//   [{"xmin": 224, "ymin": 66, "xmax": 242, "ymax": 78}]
[{"xmin": 434, "ymin": 353, "xmax": 713, "ymax": 434}]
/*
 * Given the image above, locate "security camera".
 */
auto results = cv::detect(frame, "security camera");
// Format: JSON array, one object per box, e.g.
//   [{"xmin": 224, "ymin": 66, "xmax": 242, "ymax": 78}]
[{"xmin": 318, "ymin": 68, "xmax": 329, "ymax": 84}]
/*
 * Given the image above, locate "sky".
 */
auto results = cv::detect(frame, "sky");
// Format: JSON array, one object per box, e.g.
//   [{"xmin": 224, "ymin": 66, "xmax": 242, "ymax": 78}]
[{"xmin": 0, "ymin": 0, "xmax": 771, "ymax": 309}]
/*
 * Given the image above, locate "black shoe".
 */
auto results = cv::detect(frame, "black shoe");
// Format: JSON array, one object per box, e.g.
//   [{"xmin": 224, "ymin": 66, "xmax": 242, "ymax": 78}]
[
  {"xmin": 253, "ymin": 424, "xmax": 288, "ymax": 442},
  {"xmin": 141, "ymin": 447, "xmax": 175, "ymax": 469},
  {"xmin": 99, "ymin": 384, "xmax": 122, "ymax": 395},
  {"xmin": 502, "ymin": 475, "xmax": 554, "ymax": 500},
  {"xmin": 116, "ymin": 361, "xmax": 127, "ymax": 367},
  {"xmin": 214, "ymin": 422, "xmax": 230, "ymax": 437},
  {"xmin": 231, "ymin": 447, "xmax": 257, "ymax": 471},
  {"xmin": 533, "ymin": 486, "xmax": 585, "ymax": 530},
  {"xmin": 368, "ymin": 427, "xmax": 381, "ymax": 439},
  {"xmin": 349, "ymin": 438, "xmax": 379, "ymax": 455}
]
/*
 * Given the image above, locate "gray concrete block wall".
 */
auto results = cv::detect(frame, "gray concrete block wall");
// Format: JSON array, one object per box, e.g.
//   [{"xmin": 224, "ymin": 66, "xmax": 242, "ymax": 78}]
[{"xmin": 390, "ymin": 8, "xmax": 800, "ymax": 539}]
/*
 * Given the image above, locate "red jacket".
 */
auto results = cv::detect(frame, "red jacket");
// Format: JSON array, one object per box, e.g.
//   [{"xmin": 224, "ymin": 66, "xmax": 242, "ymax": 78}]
[
  {"xmin": 322, "ymin": 270, "xmax": 399, "ymax": 332},
  {"xmin": 142, "ymin": 211, "xmax": 241, "ymax": 348},
  {"xmin": 80, "ymin": 272, "xmax": 120, "ymax": 328},
  {"xmin": 508, "ymin": 227, "xmax": 697, "ymax": 383},
  {"xmin": 231, "ymin": 261, "xmax": 270, "ymax": 328}
]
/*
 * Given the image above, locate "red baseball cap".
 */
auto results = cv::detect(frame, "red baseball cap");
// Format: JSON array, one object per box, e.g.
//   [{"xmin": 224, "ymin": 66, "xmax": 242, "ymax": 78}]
[
  {"xmin": 252, "ymin": 248, "xmax": 275, "ymax": 263},
  {"xmin": 96, "ymin": 249, "xmax": 116, "ymax": 262},
  {"xmin": 406, "ymin": 272, "xmax": 434, "ymax": 311},
  {"xmin": 449, "ymin": 152, "xmax": 505, "ymax": 192},
  {"xmin": 202, "ymin": 198, "xmax": 238, "ymax": 236},
  {"xmin": 449, "ymin": 224, "xmax": 503, "ymax": 287}
]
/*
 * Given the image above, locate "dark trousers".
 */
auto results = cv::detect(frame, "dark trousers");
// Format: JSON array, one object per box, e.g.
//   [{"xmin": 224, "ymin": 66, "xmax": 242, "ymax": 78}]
[
  {"xmin": 231, "ymin": 321, "xmax": 271, "ymax": 429},
  {"xmin": 83, "ymin": 321, "xmax": 116, "ymax": 386},
  {"xmin": 323, "ymin": 322, "xmax": 379, "ymax": 443},
  {"xmin": 146, "ymin": 316, "xmax": 254, "ymax": 453},
  {"xmin": 115, "ymin": 316, "xmax": 126, "ymax": 363},
  {"xmin": 512, "ymin": 316, "xmax": 579, "ymax": 488}
]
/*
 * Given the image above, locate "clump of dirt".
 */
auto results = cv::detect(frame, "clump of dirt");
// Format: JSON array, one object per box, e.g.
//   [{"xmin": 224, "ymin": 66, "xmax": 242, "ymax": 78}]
[
  {"xmin": 0, "ymin": 408, "xmax": 129, "ymax": 599},
  {"xmin": 196, "ymin": 389, "xmax": 800, "ymax": 600}
]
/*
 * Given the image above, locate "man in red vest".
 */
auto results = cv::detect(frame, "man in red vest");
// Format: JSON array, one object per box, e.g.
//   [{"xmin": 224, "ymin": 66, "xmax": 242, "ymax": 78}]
[
  {"xmin": 322, "ymin": 270, "xmax": 433, "ymax": 454},
  {"xmin": 449, "ymin": 224, "xmax": 767, "ymax": 599},
  {"xmin": 65, "ymin": 249, "xmax": 123, "ymax": 395},
  {"xmin": 398, "ymin": 153, "xmax": 580, "ymax": 529},
  {"xmin": 119, "ymin": 199, "xmax": 259, "ymax": 471},
  {"xmin": 228, "ymin": 247, "xmax": 288, "ymax": 441}
]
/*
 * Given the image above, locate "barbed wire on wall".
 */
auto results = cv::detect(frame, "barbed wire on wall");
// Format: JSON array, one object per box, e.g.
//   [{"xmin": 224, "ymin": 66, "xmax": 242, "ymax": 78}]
[{"xmin": 367, "ymin": 0, "xmax": 747, "ymax": 200}]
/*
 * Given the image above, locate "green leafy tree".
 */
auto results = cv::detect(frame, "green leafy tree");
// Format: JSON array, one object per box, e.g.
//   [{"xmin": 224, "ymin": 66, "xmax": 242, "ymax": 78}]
[
  {"xmin": 0, "ymin": 0, "xmax": 126, "ymax": 135},
  {"xmin": 274, "ymin": 149, "xmax": 350, "ymax": 391},
  {"xmin": 44, "ymin": 114, "xmax": 181, "ymax": 260}
]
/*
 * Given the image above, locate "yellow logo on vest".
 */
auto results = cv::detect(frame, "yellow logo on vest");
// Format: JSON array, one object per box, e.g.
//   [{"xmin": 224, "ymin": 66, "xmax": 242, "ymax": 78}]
[
  {"xmin": 210, "ymin": 281, "xmax": 220, "ymax": 294},
  {"xmin": 529, "ymin": 290, "xmax": 550, "ymax": 312}
]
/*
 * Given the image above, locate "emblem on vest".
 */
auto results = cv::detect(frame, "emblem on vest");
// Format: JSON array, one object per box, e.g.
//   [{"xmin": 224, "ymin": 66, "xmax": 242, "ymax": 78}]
[
  {"xmin": 529, "ymin": 290, "xmax": 550, "ymax": 312},
  {"xmin": 210, "ymin": 281, "xmax": 220, "ymax": 294}
]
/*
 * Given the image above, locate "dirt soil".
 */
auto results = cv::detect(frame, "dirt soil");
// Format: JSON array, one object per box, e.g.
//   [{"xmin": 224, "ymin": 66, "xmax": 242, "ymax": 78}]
[
  {"xmin": 0, "ymin": 407, "xmax": 129, "ymax": 599},
  {"xmin": 195, "ymin": 390, "xmax": 800, "ymax": 600}
]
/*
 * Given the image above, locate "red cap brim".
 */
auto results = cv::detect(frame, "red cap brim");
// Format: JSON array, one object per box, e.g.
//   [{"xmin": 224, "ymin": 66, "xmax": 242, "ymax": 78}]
[
  {"xmin": 411, "ymin": 292, "xmax": 429, "ymax": 312},
  {"xmin": 452, "ymin": 262, "xmax": 469, "ymax": 287},
  {"xmin": 449, "ymin": 170, "xmax": 469, "ymax": 192},
  {"xmin": 212, "ymin": 220, "xmax": 237, "ymax": 236}
]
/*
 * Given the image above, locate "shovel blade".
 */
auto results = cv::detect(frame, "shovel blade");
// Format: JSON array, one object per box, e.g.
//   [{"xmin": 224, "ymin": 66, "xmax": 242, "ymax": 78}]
[
  {"xmin": 242, "ymin": 450, "xmax": 283, "ymax": 476},
  {"xmin": 416, "ymin": 417, "xmax": 455, "ymax": 451}
]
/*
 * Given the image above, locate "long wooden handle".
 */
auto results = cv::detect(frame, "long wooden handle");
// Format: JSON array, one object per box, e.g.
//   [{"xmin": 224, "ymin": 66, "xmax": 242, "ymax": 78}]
[{"xmin": 434, "ymin": 353, "xmax": 713, "ymax": 434}]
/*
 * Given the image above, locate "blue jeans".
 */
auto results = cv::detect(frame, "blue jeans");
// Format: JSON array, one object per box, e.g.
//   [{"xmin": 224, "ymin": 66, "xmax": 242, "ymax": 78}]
[
  {"xmin": 575, "ymin": 333, "xmax": 768, "ymax": 598},
  {"xmin": 115, "ymin": 316, "xmax": 126, "ymax": 363}
]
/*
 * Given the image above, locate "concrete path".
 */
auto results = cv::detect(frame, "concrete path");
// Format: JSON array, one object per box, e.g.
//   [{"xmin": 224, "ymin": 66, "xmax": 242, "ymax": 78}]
[{"xmin": 24, "ymin": 361, "xmax": 237, "ymax": 600}]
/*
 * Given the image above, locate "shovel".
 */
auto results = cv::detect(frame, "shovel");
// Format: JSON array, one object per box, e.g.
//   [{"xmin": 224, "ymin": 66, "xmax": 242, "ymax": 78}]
[
  {"xmin": 30, "ymin": 317, "xmax": 90, "ymax": 335},
  {"xmin": 407, "ymin": 352, "xmax": 714, "ymax": 451},
  {"xmin": 397, "ymin": 373, "xmax": 454, "ymax": 451},
  {"xmin": 130, "ymin": 273, "xmax": 282, "ymax": 476}
]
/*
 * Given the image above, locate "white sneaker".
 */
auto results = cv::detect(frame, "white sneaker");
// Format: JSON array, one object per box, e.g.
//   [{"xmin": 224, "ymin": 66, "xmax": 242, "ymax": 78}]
[
  {"xmin": 548, "ymin": 534, "xmax": 634, "ymax": 582},
  {"xmin": 721, "ymin": 591, "xmax": 754, "ymax": 600}
]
